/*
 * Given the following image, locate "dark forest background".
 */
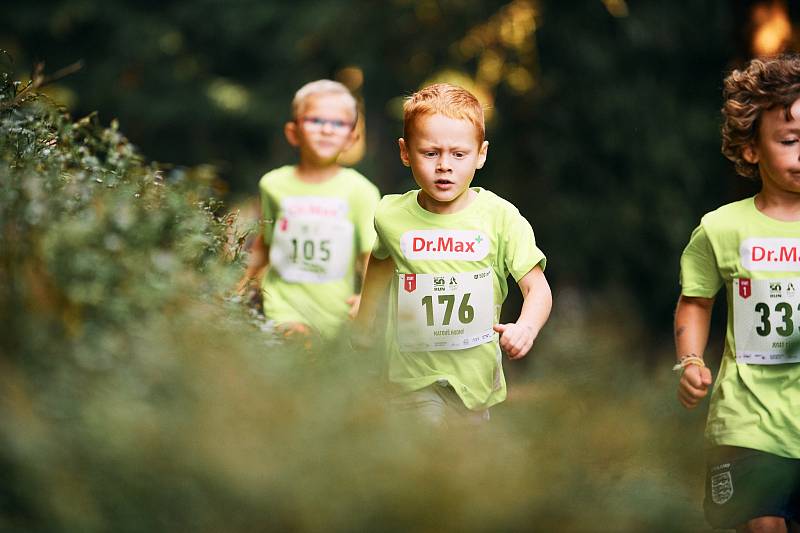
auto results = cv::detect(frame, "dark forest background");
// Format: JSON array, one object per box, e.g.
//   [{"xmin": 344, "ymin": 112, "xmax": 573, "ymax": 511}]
[{"xmin": 6, "ymin": 0, "xmax": 795, "ymax": 331}]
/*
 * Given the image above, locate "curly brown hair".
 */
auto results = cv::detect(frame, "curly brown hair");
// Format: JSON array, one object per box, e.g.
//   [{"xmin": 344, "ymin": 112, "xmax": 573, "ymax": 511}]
[{"xmin": 722, "ymin": 54, "xmax": 800, "ymax": 179}]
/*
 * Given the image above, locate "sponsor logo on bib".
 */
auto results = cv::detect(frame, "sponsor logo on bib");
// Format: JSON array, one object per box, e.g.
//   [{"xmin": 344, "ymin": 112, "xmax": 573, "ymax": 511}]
[
  {"xmin": 739, "ymin": 278, "xmax": 751, "ymax": 299},
  {"xmin": 400, "ymin": 230, "xmax": 490, "ymax": 260},
  {"xmin": 404, "ymin": 274, "xmax": 417, "ymax": 293},
  {"xmin": 740, "ymin": 238, "xmax": 800, "ymax": 272},
  {"xmin": 282, "ymin": 196, "xmax": 349, "ymax": 219}
]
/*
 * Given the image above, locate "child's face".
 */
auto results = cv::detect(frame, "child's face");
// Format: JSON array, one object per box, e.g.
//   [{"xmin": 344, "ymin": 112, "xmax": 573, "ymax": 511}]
[
  {"xmin": 285, "ymin": 94, "xmax": 357, "ymax": 165},
  {"xmin": 746, "ymin": 97, "xmax": 800, "ymax": 196},
  {"xmin": 399, "ymin": 113, "xmax": 488, "ymax": 213}
]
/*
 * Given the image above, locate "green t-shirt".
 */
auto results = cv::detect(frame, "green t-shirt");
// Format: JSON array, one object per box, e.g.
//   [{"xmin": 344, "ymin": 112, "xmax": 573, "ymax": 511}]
[
  {"xmin": 373, "ymin": 188, "xmax": 546, "ymax": 410},
  {"xmin": 680, "ymin": 197, "xmax": 800, "ymax": 458},
  {"xmin": 259, "ymin": 165, "xmax": 380, "ymax": 340}
]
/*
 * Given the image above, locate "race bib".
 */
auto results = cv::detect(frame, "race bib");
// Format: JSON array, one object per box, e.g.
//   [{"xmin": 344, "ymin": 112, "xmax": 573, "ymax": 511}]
[
  {"xmin": 396, "ymin": 268, "xmax": 494, "ymax": 352},
  {"xmin": 270, "ymin": 197, "xmax": 354, "ymax": 283},
  {"xmin": 733, "ymin": 278, "xmax": 800, "ymax": 364}
]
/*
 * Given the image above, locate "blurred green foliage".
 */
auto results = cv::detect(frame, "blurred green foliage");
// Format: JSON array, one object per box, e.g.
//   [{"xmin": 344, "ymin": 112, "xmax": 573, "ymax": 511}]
[{"xmin": 2, "ymin": 61, "xmax": 715, "ymax": 532}]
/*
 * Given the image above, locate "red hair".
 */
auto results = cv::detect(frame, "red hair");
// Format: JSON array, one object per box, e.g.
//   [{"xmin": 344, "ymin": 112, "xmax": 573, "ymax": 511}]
[{"xmin": 403, "ymin": 83, "xmax": 485, "ymax": 143}]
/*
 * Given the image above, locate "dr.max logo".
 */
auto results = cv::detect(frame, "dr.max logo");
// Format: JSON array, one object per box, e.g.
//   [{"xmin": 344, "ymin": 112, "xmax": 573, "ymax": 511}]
[
  {"xmin": 741, "ymin": 238, "xmax": 800, "ymax": 272},
  {"xmin": 400, "ymin": 230, "xmax": 490, "ymax": 260},
  {"xmin": 413, "ymin": 237, "xmax": 475, "ymax": 253},
  {"xmin": 280, "ymin": 196, "xmax": 349, "ymax": 220}
]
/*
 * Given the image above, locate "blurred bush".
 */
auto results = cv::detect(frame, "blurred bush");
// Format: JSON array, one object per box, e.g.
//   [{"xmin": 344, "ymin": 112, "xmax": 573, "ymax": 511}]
[{"xmin": 0, "ymin": 63, "xmax": 713, "ymax": 532}]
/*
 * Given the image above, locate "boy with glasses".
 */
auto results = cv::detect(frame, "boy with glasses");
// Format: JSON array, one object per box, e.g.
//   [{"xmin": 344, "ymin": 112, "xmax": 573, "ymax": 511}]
[{"xmin": 240, "ymin": 80, "xmax": 380, "ymax": 345}]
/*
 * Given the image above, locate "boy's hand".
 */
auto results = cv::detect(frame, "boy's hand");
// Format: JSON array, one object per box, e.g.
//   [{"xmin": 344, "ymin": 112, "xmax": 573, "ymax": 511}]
[
  {"xmin": 493, "ymin": 323, "xmax": 535, "ymax": 360},
  {"xmin": 235, "ymin": 275, "xmax": 253, "ymax": 295},
  {"xmin": 350, "ymin": 327, "xmax": 373, "ymax": 352},
  {"xmin": 276, "ymin": 322, "xmax": 311, "ymax": 339},
  {"xmin": 678, "ymin": 364, "xmax": 713, "ymax": 409},
  {"xmin": 346, "ymin": 294, "xmax": 361, "ymax": 319}
]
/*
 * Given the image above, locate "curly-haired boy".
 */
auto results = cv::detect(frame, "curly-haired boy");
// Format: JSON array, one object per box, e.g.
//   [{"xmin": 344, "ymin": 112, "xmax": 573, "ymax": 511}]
[{"xmin": 675, "ymin": 55, "xmax": 800, "ymax": 532}]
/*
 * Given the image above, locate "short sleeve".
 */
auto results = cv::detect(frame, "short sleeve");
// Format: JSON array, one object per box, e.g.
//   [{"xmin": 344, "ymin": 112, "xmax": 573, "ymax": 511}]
[
  {"xmin": 353, "ymin": 181, "xmax": 381, "ymax": 255},
  {"xmin": 371, "ymin": 205, "xmax": 390, "ymax": 260},
  {"xmin": 504, "ymin": 209, "xmax": 546, "ymax": 281},
  {"xmin": 259, "ymin": 178, "xmax": 276, "ymax": 246},
  {"xmin": 680, "ymin": 224, "xmax": 723, "ymax": 297}
]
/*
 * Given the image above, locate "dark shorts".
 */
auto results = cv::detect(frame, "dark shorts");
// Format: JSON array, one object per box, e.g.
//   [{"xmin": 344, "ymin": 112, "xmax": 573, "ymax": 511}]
[{"xmin": 704, "ymin": 446, "xmax": 800, "ymax": 529}]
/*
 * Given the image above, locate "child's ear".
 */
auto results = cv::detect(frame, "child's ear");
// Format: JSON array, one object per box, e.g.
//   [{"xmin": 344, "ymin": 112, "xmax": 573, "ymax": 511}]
[
  {"xmin": 476, "ymin": 140, "xmax": 489, "ymax": 169},
  {"xmin": 742, "ymin": 143, "xmax": 759, "ymax": 164},
  {"xmin": 284, "ymin": 121, "xmax": 300, "ymax": 147},
  {"xmin": 343, "ymin": 128, "xmax": 359, "ymax": 151},
  {"xmin": 398, "ymin": 138, "xmax": 410, "ymax": 167}
]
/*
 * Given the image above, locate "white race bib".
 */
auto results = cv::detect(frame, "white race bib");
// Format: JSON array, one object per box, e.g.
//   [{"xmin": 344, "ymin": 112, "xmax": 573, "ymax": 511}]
[
  {"xmin": 396, "ymin": 268, "xmax": 495, "ymax": 352},
  {"xmin": 270, "ymin": 197, "xmax": 354, "ymax": 283},
  {"xmin": 733, "ymin": 278, "xmax": 800, "ymax": 364}
]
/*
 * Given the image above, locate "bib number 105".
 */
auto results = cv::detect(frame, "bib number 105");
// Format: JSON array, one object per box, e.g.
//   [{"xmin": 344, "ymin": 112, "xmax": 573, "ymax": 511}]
[
  {"xmin": 421, "ymin": 293, "xmax": 475, "ymax": 326},
  {"xmin": 290, "ymin": 238, "xmax": 331, "ymax": 263}
]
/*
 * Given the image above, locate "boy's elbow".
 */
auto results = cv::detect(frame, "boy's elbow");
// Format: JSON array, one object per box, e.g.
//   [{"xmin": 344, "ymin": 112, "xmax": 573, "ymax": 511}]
[
  {"xmin": 539, "ymin": 279, "xmax": 553, "ymax": 311},
  {"xmin": 677, "ymin": 294, "xmax": 715, "ymax": 311}
]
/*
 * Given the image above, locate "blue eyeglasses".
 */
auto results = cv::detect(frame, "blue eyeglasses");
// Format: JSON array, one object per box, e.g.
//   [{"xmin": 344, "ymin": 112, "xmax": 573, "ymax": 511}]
[{"xmin": 300, "ymin": 116, "xmax": 354, "ymax": 133}]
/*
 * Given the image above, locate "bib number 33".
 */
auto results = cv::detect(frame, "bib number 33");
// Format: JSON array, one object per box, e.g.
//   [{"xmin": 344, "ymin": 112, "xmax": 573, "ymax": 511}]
[
  {"xmin": 733, "ymin": 278, "xmax": 800, "ymax": 364},
  {"xmin": 396, "ymin": 268, "xmax": 494, "ymax": 352}
]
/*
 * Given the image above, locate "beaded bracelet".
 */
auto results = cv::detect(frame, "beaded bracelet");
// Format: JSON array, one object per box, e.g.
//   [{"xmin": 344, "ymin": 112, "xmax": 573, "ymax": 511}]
[{"xmin": 672, "ymin": 355, "xmax": 706, "ymax": 373}]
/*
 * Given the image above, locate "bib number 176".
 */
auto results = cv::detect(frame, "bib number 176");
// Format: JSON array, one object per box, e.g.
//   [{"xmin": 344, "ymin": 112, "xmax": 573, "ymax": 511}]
[
  {"xmin": 396, "ymin": 269, "xmax": 494, "ymax": 352},
  {"xmin": 421, "ymin": 293, "xmax": 475, "ymax": 326}
]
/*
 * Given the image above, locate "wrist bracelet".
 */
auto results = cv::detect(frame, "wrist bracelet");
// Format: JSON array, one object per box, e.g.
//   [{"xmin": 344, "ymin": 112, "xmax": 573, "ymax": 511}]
[{"xmin": 672, "ymin": 355, "xmax": 705, "ymax": 373}]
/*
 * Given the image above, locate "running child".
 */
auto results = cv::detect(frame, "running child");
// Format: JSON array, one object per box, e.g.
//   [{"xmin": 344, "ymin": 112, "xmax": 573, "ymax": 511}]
[
  {"xmin": 675, "ymin": 55, "xmax": 800, "ymax": 532},
  {"xmin": 355, "ymin": 83, "xmax": 552, "ymax": 426},
  {"xmin": 239, "ymin": 80, "xmax": 380, "ymax": 344}
]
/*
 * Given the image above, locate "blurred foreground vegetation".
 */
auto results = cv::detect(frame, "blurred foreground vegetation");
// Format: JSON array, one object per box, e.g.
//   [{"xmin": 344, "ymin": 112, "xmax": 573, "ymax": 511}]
[{"xmin": 0, "ymin": 65, "xmax": 718, "ymax": 532}]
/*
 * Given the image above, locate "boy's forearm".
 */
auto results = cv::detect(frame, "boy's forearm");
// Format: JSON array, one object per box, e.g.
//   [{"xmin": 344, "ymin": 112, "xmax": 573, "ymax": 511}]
[
  {"xmin": 516, "ymin": 266, "xmax": 552, "ymax": 335},
  {"xmin": 236, "ymin": 233, "xmax": 269, "ymax": 292},
  {"xmin": 355, "ymin": 254, "xmax": 394, "ymax": 329},
  {"xmin": 243, "ymin": 233, "xmax": 269, "ymax": 278},
  {"xmin": 674, "ymin": 295, "xmax": 714, "ymax": 360},
  {"xmin": 356, "ymin": 252, "xmax": 371, "ymax": 285}
]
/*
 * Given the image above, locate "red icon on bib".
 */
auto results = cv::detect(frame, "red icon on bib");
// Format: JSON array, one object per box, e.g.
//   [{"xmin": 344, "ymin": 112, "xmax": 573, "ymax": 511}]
[
  {"xmin": 739, "ymin": 278, "xmax": 751, "ymax": 299},
  {"xmin": 404, "ymin": 274, "xmax": 416, "ymax": 293}
]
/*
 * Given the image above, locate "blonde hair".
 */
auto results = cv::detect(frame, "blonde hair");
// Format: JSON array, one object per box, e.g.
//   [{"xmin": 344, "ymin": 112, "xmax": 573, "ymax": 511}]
[
  {"xmin": 291, "ymin": 80, "xmax": 358, "ymax": 120},
  {"xmin": 722, "ymin": 54, "xmax": 800, "ymax": 179},
  {"xmin": 403, "ymin": 83, "xmax": 485, "ymax": 143}
]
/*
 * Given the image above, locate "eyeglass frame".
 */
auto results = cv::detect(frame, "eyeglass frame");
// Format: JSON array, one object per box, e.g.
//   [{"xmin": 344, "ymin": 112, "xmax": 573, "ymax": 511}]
[{"xmin": 297, "ymin": 115, "xmax": 357, "ymax": 134}]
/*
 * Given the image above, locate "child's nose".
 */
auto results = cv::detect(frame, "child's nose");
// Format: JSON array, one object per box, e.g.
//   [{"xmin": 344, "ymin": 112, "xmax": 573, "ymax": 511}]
[{"xmin": 436, "ymin": 155, "xmax": 452, "ymax": 171}]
